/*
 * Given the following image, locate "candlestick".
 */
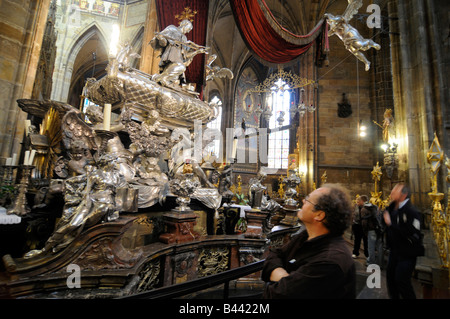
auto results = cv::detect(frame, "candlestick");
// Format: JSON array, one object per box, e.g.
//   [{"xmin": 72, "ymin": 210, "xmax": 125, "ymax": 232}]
[{"xmin": 7, "ymin": 165, "xmax": 34, "ymax": 216}]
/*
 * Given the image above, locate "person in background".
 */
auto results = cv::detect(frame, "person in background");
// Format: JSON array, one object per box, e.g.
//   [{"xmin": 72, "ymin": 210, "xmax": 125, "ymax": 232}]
[
  {"xmin": 351, "ymin": 196, "xmax": 368, "ymax": 259},
  {"xmin": 360, "ymin": 195, "xmax": 380, "ymax": 265},
  {"xmin": 383, "ymin": 183, "xmax": 422, "ymax": 299},
  {"xmin": 261, "ymin": 183, "xmax": 356, "ymax": 299}
]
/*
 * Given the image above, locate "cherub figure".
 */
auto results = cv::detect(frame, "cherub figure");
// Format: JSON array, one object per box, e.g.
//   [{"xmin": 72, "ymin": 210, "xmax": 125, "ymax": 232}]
[
  {"xmin": 205, "ymin": 54, "xmax": 234, "ymax": 82},
  {"xmin": 325, "ymin": 0, "xmax": 381, "ymax": 71}
]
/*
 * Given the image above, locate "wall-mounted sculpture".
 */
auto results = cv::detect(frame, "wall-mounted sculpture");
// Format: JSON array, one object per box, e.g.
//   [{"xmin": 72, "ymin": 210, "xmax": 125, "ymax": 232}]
[{"xmin": 325, "ymin": 0, "xmax": 381, "ymax": 71}]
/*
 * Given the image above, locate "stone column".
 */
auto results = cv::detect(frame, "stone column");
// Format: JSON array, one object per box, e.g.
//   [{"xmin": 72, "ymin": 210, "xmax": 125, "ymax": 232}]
[
  {"xmin": 139, "ymin": 0, "xmax": 160, "ymax": 75},
  {"xmin": 389, "ymin": 0, "xmax": 447, "ymax": 207},
  {"xmin": 0, "ymin": 0, "xmax": 51, "ymax": 160}
]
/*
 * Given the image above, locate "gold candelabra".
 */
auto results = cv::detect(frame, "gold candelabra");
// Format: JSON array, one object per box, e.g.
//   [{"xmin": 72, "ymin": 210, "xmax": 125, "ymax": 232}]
[
  {"xmin": 277, "ymin": 175, "xmax": 285, "ymax": 199},
  {"xmin": 427, "ymin": 133, "xmax": 449, "ymax": 269},
  {"xmin": 370, "ymin": 162, "xmax": 383, "ymax": 207}
]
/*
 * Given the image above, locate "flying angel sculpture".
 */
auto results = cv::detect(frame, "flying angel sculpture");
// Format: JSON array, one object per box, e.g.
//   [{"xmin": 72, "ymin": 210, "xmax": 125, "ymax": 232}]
[
  {"xmin": 325, "ymin": 0, "xmax": 381, "ymax": 71},
  {"xmin": 205, "ymin": 54, "xmax": 234, "ymax": 82}
]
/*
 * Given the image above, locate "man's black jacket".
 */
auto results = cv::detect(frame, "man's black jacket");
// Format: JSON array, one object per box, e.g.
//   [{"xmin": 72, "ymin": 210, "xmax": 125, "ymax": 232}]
[
  {"xmin": 385, "ymin": 200, "xmax": 423, "ymax": 257},
  {"xmin": 261, "ymin": 230, "xmax": 356, "ymax": 299}
]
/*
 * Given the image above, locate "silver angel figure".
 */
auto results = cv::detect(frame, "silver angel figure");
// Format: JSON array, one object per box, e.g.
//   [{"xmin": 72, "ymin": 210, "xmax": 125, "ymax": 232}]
[
  {"xmin": 205, "ymin": 54, "xmax": 234, "ymax": 82},
  {"xmin": 325, "ymin": 0, "xmax": 381, "ymax": 71},
  {"xmin": 169, "ymin": 128, "xmax": 215, "ymax": 188},
  {"xmin": 24, "ymin": 153, "xmax": 127, "ymax": 258}
]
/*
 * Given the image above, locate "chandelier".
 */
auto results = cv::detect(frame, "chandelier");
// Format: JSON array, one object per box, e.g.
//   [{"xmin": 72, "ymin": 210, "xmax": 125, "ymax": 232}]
[{"xmin": 248, "ymin": 66, "xmax": 316, "ymax": 125}]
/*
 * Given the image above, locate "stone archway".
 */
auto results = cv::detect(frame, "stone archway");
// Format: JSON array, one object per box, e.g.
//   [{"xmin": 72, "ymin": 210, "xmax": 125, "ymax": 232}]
[{"xmin": 51, "ymin": 22, "xmax": 108, "ymax": 105}]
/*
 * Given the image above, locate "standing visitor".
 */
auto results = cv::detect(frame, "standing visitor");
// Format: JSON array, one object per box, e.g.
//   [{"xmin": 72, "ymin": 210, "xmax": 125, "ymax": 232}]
[
  {"xmin": 383, "ymin": 183, "xmax": 423, "ymax": 299},
  {"xmin": 351, "ymin": 196, "xmax": 368, "ymax": 259},
  {"xmin": 360, "ymin": 195, "xmax": 380, "ymax": 265}
]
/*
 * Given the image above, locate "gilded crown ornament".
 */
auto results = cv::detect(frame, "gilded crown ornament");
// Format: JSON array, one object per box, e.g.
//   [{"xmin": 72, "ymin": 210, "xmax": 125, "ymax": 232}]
[{"xmin": 175, "ymin": 7, "xmax": 198, "ymax": 22}]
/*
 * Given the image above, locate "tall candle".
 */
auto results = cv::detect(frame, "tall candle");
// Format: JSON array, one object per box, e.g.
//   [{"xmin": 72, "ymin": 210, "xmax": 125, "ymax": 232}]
[
  {"xmin": 11, "ymin": 153, "xmax": 17, "ymax": 166},
  {"xmin": 28, "ymin": 150, "xmax": 36, "ymax": 165},
  {"xmin": 103, "ymin": 103, "xmax": 111, "ymax": 131},
  {"xmin": 232, "ymin": 138, "xmax": 238, "ymax": 160},
  {"xmin": 24, "ymin": 151, "xmax": 30, "ymax": 166}
]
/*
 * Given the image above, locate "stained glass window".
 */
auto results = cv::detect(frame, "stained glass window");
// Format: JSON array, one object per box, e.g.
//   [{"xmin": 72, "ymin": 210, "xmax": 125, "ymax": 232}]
[{"xmin": 267, "ymin": 85, "xmax": 291, "ymax": 169}]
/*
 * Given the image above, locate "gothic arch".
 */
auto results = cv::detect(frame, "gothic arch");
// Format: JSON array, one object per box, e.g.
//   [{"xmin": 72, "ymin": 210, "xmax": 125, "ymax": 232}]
[{"xmin": 51, "ymin": 22, "xmax": 108, "ymax": 106}]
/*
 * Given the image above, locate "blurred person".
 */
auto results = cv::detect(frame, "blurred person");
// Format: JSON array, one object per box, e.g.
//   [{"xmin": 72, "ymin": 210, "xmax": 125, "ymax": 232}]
[
  {"xmin": 351, "ymin": 196, "xmax": 368, "ymax": 259},
  {"xmin": 383, "ymin": 183, "xmax": 423, "ymax": 299},
  {"xmin": 359, "ymin": 195, "xmax": 380, "ymax": 265}
]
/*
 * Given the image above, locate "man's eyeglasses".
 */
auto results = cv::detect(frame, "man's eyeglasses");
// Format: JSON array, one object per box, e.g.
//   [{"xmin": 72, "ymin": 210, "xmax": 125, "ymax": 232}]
[{"xmin": 303, "ymin": 195, "xmax": 317, "ymax": 207}]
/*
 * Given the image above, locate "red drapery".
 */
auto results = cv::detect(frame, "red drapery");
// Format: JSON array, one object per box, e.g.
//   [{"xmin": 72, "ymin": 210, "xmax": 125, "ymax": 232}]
[
  {"xmin": 155, "ymin": 0, "xmax": 209, "ymax": 94},
  {"xmin": 229, "ymin": 0, "xmax": 328, "ymax": 65}
]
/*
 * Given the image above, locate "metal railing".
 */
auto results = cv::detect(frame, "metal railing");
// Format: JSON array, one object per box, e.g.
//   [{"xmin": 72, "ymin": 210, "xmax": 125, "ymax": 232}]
[{"xmin": 118, "ymin": 259, "xmax": 265, "ymax": 299}]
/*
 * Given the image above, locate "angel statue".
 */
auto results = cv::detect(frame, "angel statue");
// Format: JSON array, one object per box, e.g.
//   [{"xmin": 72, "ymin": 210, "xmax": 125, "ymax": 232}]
[
  {"xmin": 116, "ymin": 42, "xmax": 141, "ymax": 71},
  {"xmin": 150, "ymin": 19, "xmax": 209, "ymax": 87},
  {"xmin": 106, "ymin": 42, "xmax": 141, "ymax": 78},
  {"xmin": 325, "ymin": 0, "xmax": 381, "ymax": 71},
  {"xmin": 169, "ymin": 128, "xmax": 215, "ymax": 188},
  {"xmin": 205, "ymin": 54, "xmax": 234, "ymax": 82},
  {"xmin": 24, "ymin": 152, "xmax": 127, "ymax": 259}
]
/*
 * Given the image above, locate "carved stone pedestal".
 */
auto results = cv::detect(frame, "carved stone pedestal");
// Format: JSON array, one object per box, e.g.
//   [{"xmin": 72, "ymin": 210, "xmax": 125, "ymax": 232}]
[
  {"xmin": 244, "ymin": 209, "xmax": 269, "ymax": 239},
  {"xmin": 159, "ymin": 209, "xmax": 200, "ymax": 244},
  {"xmin": 0, "ymin": 216, "xmax": 142, "ymax": 298},
  {"xmin": 278, "ymin": 205, "xmax": 299, "ymax": 228}
]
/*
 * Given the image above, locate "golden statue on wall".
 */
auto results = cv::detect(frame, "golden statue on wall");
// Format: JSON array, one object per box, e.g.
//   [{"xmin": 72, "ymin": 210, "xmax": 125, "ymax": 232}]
[{"xmin": 373, "ymin": 108, "xmax": 395, "ymax": 143}]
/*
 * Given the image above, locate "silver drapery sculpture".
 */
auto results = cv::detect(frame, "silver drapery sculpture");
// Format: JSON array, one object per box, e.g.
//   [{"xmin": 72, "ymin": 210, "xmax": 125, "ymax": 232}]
[
  {"xmin": 248, "ymin": 169, "xmax": 267, "ymax": 209},
  {"xmin": 21, "ymin": 19, "xmax": 234, "ymax": 258},
  {"xmin": 283, "ymin": 170, "xmax": 302, "ymax": 206},
  {"xmin": 325, "ymin": 0, "xmax": 381, "ymax": 71},
  {"xmin": 24, "ymin": 152, "xmax": 127, "ymax": 258},
  {"xmin": 248, "ymin": 167, "xmax": 281, "ymax": 212}
]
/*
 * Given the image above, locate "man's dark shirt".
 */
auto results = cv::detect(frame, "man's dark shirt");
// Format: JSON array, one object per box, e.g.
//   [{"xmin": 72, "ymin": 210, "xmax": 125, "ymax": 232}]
[{"xmin": 261, "ymin": 230, "xmax": 356, "ymax": 299}]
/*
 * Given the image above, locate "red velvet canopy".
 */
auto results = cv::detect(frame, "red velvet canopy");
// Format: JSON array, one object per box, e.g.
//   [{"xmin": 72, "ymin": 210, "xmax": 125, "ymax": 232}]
[
  {"xmin": 229, "ymin": 0, "xmax": 328, "ymax": 65},
  {"xmin": 153, "ymin": 0, "xmax": 328, "ymax": 92},
  {"xmin": 155, "ymin": 0, "xmax": 209, "ymax": 94}
]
